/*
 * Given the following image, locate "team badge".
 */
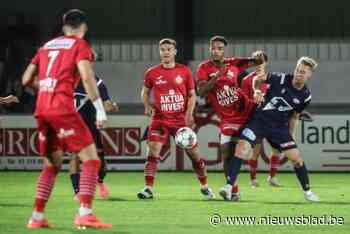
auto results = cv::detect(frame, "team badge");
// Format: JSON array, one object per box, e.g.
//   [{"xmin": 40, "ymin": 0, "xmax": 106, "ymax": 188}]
[
  {"xmin": 169, "ymin": 89, "xmax": 175, "ymax": 95},
  {"xmin": 175, "ymin": 76, "xmax": 183, "ymax": 84},
  {"xmin": 227, "ymin": 70, "xmax": 234, "ymax": 79}
]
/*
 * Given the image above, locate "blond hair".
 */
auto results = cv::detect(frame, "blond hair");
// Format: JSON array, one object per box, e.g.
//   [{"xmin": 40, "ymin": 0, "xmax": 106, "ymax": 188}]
[{"xmin": 297, "ymin": 57, "xmax": 318, "ymax": 71}]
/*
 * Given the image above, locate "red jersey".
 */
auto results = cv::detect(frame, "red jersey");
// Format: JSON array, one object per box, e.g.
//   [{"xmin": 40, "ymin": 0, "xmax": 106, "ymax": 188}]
[
  {"xmin": 32, "ymin": 35, "xmax": 93, "ymax": 116},
  {"xmin": 240, "ymin": 71, "xmax": 268, "ymax": 99},
  {"xmin": 144, "ymin": 63, "xmax": 194, "ymax": 123},
  {"xmin": 196, "ymin": 58, "xmax": 254, "ymax": 124}
]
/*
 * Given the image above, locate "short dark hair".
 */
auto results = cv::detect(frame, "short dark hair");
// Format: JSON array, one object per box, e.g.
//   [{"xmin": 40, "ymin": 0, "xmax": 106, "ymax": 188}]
[
  {"xmin": 62, "ymin": 9, "xmax": 87, "ymax": 29},
  {"xmin": 210, "ymin": 35, "xmax": 227, "ymax": 46},
  {"xmin": 159, "ymin": 38, "xmax": 177, "ymax": 48}
]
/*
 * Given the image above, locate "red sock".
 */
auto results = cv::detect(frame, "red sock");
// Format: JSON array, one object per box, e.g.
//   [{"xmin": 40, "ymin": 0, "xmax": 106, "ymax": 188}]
[
  {"xmin": 270, "ymin": 155, "xmax": 279, "ymax": 177},
  {"xmin": 192, "ymin": 158, "xmax": 207, "ymax": 186},
  {"xmin": 79, "ymin": 160, "xmax": 101, "ymax": 208},
  {"xmin": 232, "ymin": 184, "xmax": 239, "ymax": 193},
  {"xmin": 34, "ymin": 165, "xmax": 59, "ymax": 212},
  {"xmin": 144, "ymin": 155, "xmax": 159, "ymax": 187},
  {"xmin": 249, "ymin": 159, "xmax": 258, "ymax": 180}
]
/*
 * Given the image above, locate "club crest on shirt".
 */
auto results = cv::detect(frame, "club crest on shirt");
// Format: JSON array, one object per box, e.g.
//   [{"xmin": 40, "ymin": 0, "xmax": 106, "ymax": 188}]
[
  {"xmin": 175, "ymin": 75, "xmax": 183, "ymax": 84},
  {"xmin": 226, "ymin": 70, "xmax": 234, "ymax": 79},
  {"xmin": 169, "ymin": 89, "xmax": 175, "ymax": 95}
]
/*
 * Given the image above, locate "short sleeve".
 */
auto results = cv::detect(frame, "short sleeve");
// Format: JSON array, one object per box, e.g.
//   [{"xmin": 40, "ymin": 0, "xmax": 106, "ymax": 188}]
[
  {"xmin": 143, "ymin": 69, "xmax": 153, "ymax": 89},
  {"xmin": 196, "ymin": 64, "xmax": 209, "ymax": 82},
  {"xmin": 186, "ymin": 67, "xmax": 195, "ymax": 90},
  {"xmin": 75, "ymin": 40, "xmax": 93, "ymax": 64},
  {"xmin": 295, "ymin": 94, "xmax": 312, "ymax": 113},
  {"xmin": 31, "ymin": 50, "xmax": 40, "ymax": 66}
]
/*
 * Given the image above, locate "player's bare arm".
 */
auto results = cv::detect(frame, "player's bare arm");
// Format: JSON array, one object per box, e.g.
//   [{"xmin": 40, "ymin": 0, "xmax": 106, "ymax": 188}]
[
  {"xmin": 197, "ymin": 70, "xmax": 223, "ymax": 98},
  {"xmin": 22, "ymin": 64, "xmax": 38, "ymax": 87},
  {"xmin": 142, "ymin": 86, "xmax": 154, "ymax": 116},
  {"xmin": 0, "ymin": 95, "xmax": 19, "ymax": 104},
  {"xmin": 78, "ymin": 59, "xmax": 107, "ymax": 129},
  {"xmin": 185, "ymin": 89, "xmax": 196, "ymax": 127},
  {"xmin": 289, "ymin": 112, "xmax": 300, "ymax": 140}
]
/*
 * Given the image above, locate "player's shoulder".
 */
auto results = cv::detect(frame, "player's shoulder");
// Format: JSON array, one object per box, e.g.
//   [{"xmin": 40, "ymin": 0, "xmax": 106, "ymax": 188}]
[
  {"xmin": 197, "ymin": 59, "xmax": 212, "ymax": 69},
  {"xmin": 175, "ymin": 63, "xmax": 191, "ymax": 70},
  {"xmin": 145, "ymin": 64, "xmax": 162, "ymax": 77}
]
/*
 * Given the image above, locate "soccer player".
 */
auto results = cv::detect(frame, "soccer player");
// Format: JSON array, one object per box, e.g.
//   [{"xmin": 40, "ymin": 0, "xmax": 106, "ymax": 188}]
[
  {"xmin": 241, "ymin": 71, "xmax": 283, "ymax": 187},
  {"xmin": 221, "ymin": 56, "xmax": 320, "ymax": 202},
  {"xmin": 0, "ymin": 95, "xmax": 19, "ymax": 104},
  {"xmin": 137, "ymin": 38, "xmax": 215, "ymax": 200},
  {"xmin": 196, "ymin": 36, "xmax": 265, "ymax": 201},
  {"xmin": 70, "ymin": 74, "xmax": 119, "ymax": 200},
  {"xmin": 22, "ymin": 9, "xmax": 112, "ymax": 228}
]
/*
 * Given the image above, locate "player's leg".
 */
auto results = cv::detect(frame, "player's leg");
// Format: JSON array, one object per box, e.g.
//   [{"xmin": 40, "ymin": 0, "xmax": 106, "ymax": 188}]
[
  {"xmin": 220, "ymin": 134, "xmax": 240, "ymax": 201},
  {"xmin": 56, "ymin": 113, "xmax": 111, "ymax": 228},
  {"xmin": 28, "ymin": 151, "xmax": 63, "ymax": 229},
  {"xmin": 94, "ymin": 129, "xmax": 109, "ymax": 200},
  {"xmin": 27, "ymin": 118, "xmax": 63, "ymax": 229},
  {"xmin": 69, "ymin": 154, "xmax": 80, "ymax": 198},
  {"xmin": 137, "ymin": 122, "xmax": 168, "ymax": 199},
  {"xmin": 185, "ymin": 146, "xmax": 215, "ymax": 199},
  {"xmin": 284, "ymin": 148, "xmax": 319, "ymax": 202},
  {"xmin": 267, "ymin": 146, "xmax": 282, "ymax": 187},
  {"xmin": 248, "ymin": 143, "xmax": 261, "ymax": 188}
]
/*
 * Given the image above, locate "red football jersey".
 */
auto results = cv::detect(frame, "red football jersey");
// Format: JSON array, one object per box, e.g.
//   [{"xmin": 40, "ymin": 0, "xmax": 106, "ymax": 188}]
[
  {"xmin": 196, "ymin": 58, "xmax": 254, "ymax": 123},
  {"xmin": 32, "ymin": 35, "xmax": 93, "ymax": 116},
  {"xmin": 240, "ymin": 71, "xmax": 268, "ymax": 99},
  {"xmin": 144, "ymin": 63, "xmax": 194, "ymax": 123}
]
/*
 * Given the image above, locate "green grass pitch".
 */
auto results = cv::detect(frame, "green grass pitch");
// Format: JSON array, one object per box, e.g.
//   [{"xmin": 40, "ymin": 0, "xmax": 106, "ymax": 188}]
[{"xmin": 0, "ymin": 172, "xmax": 349, "ymax": 234}]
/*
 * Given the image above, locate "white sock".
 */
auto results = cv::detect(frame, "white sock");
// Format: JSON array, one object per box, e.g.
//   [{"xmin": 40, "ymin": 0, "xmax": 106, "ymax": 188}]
[
  {"xmin": 305, "ymin": 190, "xmax": 312, "ymax": 196},
  {"xmin": 79, "ymin": 206, "xmax": 92, "ymax": 216},
  {"xmin": 32, "ymin": 211, "xmax": 44, "ymax": 221}
]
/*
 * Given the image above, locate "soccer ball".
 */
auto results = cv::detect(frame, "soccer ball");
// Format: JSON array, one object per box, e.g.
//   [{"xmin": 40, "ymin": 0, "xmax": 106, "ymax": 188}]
[{"xmin": 175, "ymin": 127, "xmax": 198, "ymax": 149}]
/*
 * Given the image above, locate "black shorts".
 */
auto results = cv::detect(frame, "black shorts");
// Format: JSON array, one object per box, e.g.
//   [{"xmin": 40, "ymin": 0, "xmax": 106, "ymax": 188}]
[
  {"xmin": 79, "ymin": 111, "xmax": 103, "ymax": 151},
  {"xmin": 240, "ymin": 118, "xmax": 297, "ymax": 152}
]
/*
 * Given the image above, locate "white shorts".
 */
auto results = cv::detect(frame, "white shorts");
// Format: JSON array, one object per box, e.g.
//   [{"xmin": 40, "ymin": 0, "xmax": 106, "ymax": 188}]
[{"xmin": 220, "ymin": 133, "xmax": 239, "ymax": 145}]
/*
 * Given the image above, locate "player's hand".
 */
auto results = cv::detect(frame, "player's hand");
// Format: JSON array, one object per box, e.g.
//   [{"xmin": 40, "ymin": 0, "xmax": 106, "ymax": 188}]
[
  {"xmin": 252, "ymin": 50, "xmax": 268, "ymax": 65},
  {"xmin": 185, "ymin": 111, "xmax": 195, "ymax": 128},
  {"xmin": 104, "ymin": 100, "xmax": 119, "ymax": 113},
  {"xmin": 0, "ymin": 95, "xmax": 19, "ymax": 104},
  {"xmin": 144, "ymin": 104, "xmax": 155, "ymax": 117},
  {"xmin": 253, "ymin": 90, "xmax": 265, "ymax": 104}
]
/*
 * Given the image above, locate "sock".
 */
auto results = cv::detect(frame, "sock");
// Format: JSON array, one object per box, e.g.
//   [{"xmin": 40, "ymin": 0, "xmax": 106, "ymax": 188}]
[
  {"xmin": 248, "ymin": 159, "xmax": 258, "ymax": 181},
  {"xmin": 226, "ymin": 156, "xmax": 243, "ymax": 186},
  {"xmin": 70, "ymin": 173, "xmax": 80, "ymax": 194},
  {"xmin": 191, "ymin": 158, "xmax": 208, "ymax": 187},
  {"xmin": 79, "ymin": 206, "xmax": 93, "ymax": 216},
  {"xmin": 223, "ymin": 155, "xmax": 232, "ymax": 179},
  {"xmin": 144, "ymin": 155, "xmax": 159, "ymax": 187},
  {"xmin": 97, "ymin": 151, "xmax": 107, "ymax": 183},
  {"xmin": 270, "ymin": 155, "xmax": 279, "ymax": 177},
  {"xmin": 33, "ymin": 165, "xmax": 59, "ymax": 214},
  {"xmin": 293, "ymin": 162, "xmax": 310, "ymax": 191},
  {"xmin": 232, "ymin": 183, "xmax": 239, "ymax": 193},
  {"xmin": 79, "ymin": 160, "xmax": 101, "ymax": 209},
  {"xmin": 32, "ymin": 211, "xmax": 44, "ymax": 221}
]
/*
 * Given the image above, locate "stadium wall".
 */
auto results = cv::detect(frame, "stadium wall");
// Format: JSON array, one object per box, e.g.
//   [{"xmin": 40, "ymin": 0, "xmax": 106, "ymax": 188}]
[
  {"xmin": 94, "ymin": 61, "xmax": 350, "ymax": 104},
  {"xmin": 1, "ymin": 115, "xmax": 349, "ymax": 172}
]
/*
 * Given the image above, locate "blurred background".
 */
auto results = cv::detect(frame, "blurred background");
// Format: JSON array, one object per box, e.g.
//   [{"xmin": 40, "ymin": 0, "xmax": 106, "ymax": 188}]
[{"xmin": 0, "ymin": 0, "xmax": 349, "ymax": 113}]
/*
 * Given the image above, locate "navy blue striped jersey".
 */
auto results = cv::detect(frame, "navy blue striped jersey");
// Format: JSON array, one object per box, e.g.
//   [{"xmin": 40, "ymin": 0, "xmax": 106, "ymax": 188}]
[
  {"xmin": 74, "ymin": 76, "xmax": 110, "ymax": 117},
  {"xmin": 254, "ymin": 72, "xmax": 311, "ymax": 126}
]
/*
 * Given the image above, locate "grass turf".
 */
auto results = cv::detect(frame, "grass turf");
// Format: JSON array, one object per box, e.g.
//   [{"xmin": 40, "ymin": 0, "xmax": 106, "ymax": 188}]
[{"xmin": 0, "ymin": 172, "xmax": 349, "ymax": 234}]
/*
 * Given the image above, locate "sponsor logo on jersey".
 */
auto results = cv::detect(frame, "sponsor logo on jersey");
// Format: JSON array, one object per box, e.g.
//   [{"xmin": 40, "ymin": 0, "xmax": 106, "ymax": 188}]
[
  {"xmin": 293, "ymin": 98, "xmax": 300, "ymax": 104},
  {"xmin": 44, "ymin": 38, "xmax": 76, "ymax": 50},
  {"xmin": 242, "ymin": 128, "xmax": 256, "ymax": 141},
  {"xmin": 160, "ymin": 91, "xmax": 185, "ymax": 112},
  {"xmin": 57, "ymin": 128, "xmax": 75, "ymax": 139},
  {"xmin": 39, "ymin": 78, "xmax": 57, "ymax": 93},
  {"xmin": 216, "ymin": 85, "xmax": 239, "ymax": 106},
  {"xmin": 263, "ymin": 97, "xmax": 293, "ymax": 112},
  {"xmin": 155, "ymin": 76, "xmax": 167, "ymax": 85}
]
